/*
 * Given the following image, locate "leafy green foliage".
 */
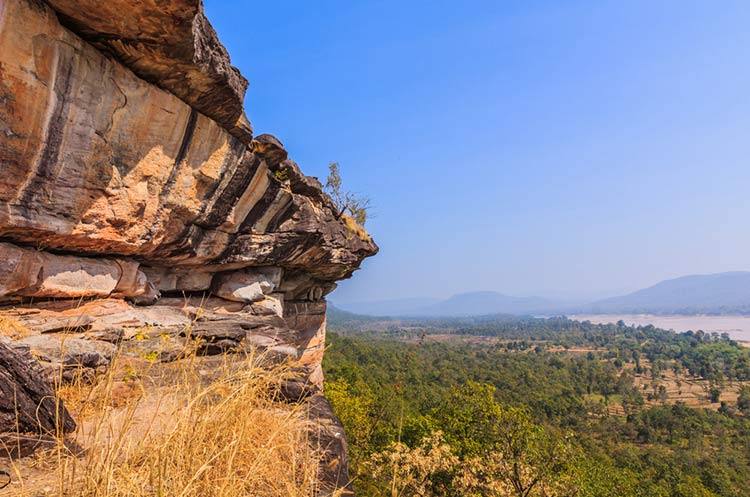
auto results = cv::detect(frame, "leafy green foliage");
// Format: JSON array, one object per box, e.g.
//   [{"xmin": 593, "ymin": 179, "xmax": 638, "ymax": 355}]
[
  {"xmin": 737, "ymin": 386, "xmax": 750, "ymax": 413},
  {"xmin": 324, "ymin": 315, "xmax": 750, "ymax": 496}
]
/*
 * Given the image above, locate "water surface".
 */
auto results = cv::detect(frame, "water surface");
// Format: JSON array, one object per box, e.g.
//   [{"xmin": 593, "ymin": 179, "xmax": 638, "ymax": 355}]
[{"xmin": 570, "ymin": 314, "xmax": 750, "ymax": 342}]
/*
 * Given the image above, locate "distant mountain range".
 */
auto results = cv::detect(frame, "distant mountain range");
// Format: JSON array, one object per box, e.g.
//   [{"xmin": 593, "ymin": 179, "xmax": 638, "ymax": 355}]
[
  {"xmin": 581, "ymin": 272, "xmax": 750, "ymax": 315},
  {"xmin": 335, "ymin": 272, "xmax": 750, "ymax": 317}
]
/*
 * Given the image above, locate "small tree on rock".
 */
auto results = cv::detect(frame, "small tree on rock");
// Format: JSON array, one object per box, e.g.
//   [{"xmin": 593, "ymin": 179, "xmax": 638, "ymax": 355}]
[{"xmin": 325, "ymin": 162, "xmax": 371, "ymax": 226}]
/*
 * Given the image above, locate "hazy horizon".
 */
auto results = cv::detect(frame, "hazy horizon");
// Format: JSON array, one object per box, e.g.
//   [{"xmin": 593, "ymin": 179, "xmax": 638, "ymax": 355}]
[
  {"xmin": 332, "ymin": 270, "xmax": 750, "ymax": 306},
  {"xmin": 331, "ymin": 285, "xmax": 620, "ymax": 306},
  {"xmin": 206, "ymin": 0, "xmax": 750, "ymax": 304}
]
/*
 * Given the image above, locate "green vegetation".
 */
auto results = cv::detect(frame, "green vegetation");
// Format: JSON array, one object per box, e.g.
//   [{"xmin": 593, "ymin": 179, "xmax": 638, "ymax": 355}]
[
  {"xmin": 323, "ymin": 312, "xmax": 750, "ymax": 496},
  {"xmin": 273, "ymin": 168, "xmax": 288, "ymax": 181}
]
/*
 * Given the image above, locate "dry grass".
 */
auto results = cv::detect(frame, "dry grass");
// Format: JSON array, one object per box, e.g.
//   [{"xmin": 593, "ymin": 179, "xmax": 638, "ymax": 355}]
[
  {"xmin": 0, "ymin": 316, "xmax": 31, "ymax": 339},
  {"xmin": 631, "ymin": 367, "xmax": 746, "ymax": 410},
  {"xmin": 342, "ymin": 214, "xmax": 371, "ymax": 242},
  {"xmin": 3, "ymin": 349, "xmax": 329, "ymax": 497}
]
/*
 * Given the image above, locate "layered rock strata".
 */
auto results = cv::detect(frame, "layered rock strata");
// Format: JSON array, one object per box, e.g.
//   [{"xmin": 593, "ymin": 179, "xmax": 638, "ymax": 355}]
[
  {"xmin": 45, "ymin": 0, "xmax": 253, "ymax": 141},
  {"xmin": 0, "ymin": 0, "xmax": 376, "ymax": 493}
]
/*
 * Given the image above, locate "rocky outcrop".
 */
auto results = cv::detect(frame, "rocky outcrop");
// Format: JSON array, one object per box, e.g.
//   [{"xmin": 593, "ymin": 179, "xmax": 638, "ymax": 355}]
[{"xmin": 0, "ymin": 0, "xmax": 376, "ymax": 491}]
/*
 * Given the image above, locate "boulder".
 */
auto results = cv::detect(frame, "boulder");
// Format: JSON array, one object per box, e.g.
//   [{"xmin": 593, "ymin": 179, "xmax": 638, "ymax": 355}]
[
  {"xmin": 112, "ymin": 261, "xmax": 149, "ymax": 297},
  {"xmin": 0, "ymin": 243, "xmax": 149, "ymax": 300},
  {"xmin": 247, "ymin": 294, "xmax": 285, "ymax": 317},
  {"xmin": 16, "ymin": 335, "xmax": 116, "ymax": 383},
  {"xmin": 16, "ymin": 256, "xmax": 120, "ymax": 299},
  {"xmin": 211, "ymin": 268, "xmax": 282, "ymax": 303},
  {"xmin": 17, "ymin": 335, "xmax": 115, "ymax": 368}
]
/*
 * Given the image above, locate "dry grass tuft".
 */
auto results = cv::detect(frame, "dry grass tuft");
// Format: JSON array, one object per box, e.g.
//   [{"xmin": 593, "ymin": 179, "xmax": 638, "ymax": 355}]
[
  {"xmin": 0, "ymin": 316, "xmax": 31, "ymax": 339},
  {"xmin": 342, "ymin": 214, "xmax": 371, "ymax": 242},
  {"xmin": 5, "ymin": 351, "xmax": 326, "ymax": 497}
]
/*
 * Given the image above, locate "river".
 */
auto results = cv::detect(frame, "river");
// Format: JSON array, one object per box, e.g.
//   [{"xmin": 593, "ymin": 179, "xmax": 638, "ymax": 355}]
[{"xmin": 569, "ymin": 314, "xmax": 750, "ymax": 342}]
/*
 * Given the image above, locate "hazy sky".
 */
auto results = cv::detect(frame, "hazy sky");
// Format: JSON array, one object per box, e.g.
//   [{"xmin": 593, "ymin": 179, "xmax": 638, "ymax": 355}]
[{"xmin": 205, "ymin": 0, "xmax": 750, "ymax": 303}]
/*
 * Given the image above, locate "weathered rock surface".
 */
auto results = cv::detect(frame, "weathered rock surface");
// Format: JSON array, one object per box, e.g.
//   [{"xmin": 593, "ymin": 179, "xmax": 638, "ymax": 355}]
[
  {"xmin": 15, "ymin": 334, "xmax": 116, "ymax": 383},
  {"xmin": 0, "ymin": 0, "xmax": 375, "ymax": 273},
  {"xmin": 0, "ymin": 338, "xmax": 76, "ymax": 435},
  {"xmin": 0, "ymin": 0, "xmax": 376, "ymax": 490},
  {"xmin": 308, "ymin": 394, "xmax": 355, "ymax": 496},
  {"xmin": 211, "ymin": 267, "xmax": 282, "ymax": 303},
  {"xmin": 0, "ymin": 243, "xmax": 148, "ymax": 299},
  {"xmin": 45, "ymin": 0, "xmax": 253, "ymax": 142}
]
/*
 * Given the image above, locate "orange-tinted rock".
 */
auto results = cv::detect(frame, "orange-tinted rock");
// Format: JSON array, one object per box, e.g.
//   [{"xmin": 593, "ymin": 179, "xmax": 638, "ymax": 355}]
[
  {"xmin": 45, "ymin": 0, "xmax": 253, "ymax": 142},
  {"xmin": 0, "ymin": 242, "xmax": 148, "ymax": 299},
  {"xmin": 0, "ymin": 0, "xmax": 376, "ymax": 279},
  {"xmin": 0, "ymin": 0, "xmax": 375, "ymax": 488}
]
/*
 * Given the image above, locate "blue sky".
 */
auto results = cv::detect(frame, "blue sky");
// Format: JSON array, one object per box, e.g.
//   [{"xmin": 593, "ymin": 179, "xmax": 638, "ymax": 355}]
[{"xmin": 205, "ymin": 0, "xmax": 750, "ymax": 303}]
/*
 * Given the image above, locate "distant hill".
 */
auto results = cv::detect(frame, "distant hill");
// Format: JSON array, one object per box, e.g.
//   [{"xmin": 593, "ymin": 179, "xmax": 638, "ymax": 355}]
[
  {"xmin": 337, "ymin": 291, "xmax": 569, "ymax": 317},
  {"xmin": 336, "ymin": 272, "xmax": 750, "ymax": 318},
  {"xmin": 326, "ymin": 305, "xmax": 386, "ymax": 331},
  {"xmin": 414, "ymin": 291, "xmax": 565, "ymax": 317},
  {"xmin": 583, "ymin": 272, "xmax": 750, "ymax": 315}
]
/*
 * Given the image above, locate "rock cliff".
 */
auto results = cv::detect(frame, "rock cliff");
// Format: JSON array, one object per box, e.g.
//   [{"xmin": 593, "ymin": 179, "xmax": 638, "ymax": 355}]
[{"xmin": 0, "ymin": 0, "xmax": 376, "ymax": 492}]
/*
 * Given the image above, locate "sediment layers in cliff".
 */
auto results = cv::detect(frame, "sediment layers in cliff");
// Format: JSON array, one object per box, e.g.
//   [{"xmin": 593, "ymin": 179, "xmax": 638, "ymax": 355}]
[{"xmin": 0, "ymin": 0, "xmax": 376, "ymax": 492}]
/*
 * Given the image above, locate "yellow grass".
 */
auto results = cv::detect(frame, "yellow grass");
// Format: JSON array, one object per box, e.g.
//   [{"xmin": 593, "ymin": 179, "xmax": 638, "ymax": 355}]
[
  {"xmin": 3, "ymin": 350, "xmax": 332, "ymax": 497},
  {"xmin": 342, "ymin": 214, "xmax": 371, "ymax": 242},
  {"xmin": 0, "ymin": 316, "xmax": 31, "ymax": 339}
]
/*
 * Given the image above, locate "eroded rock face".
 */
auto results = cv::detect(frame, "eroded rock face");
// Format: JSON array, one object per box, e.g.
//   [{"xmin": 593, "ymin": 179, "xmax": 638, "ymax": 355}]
[
  {"xmin": 16, "ymin": 334, "xmax": 116, "ymax": 383},
  {"xmin": 0, "ymin": 0, "xmax": 376, "ymax": 489},
  {"xmin": 45, "ymin": 0, "xmax": 253, "ymax": 142},
  {"xmin": 0, "ymin": 0, "xmax": 376, "ymax": 286},
  {"xmin": 0, "ymin": 0, "xmax": 376, "ymax": 275},
  {"xmin": 0, "ymin": 242, "xmax": 149, "ymax": 299}
]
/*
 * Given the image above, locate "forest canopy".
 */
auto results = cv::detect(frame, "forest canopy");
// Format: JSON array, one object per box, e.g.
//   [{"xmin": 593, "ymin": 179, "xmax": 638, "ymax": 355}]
[{"xmin": 324, "ymin": 312, "xmax": 750, "ymax": 496}]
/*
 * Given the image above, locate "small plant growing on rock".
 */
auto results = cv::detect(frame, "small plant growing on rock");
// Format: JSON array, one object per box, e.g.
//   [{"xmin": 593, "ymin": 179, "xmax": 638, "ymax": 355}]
[
  {"xmin": 325, "ymin": 162, "xmax": 371, "ymax": 226},
  {"xmin": 274, "ymin": 168, "xmax": 289, "ymax": 182}
]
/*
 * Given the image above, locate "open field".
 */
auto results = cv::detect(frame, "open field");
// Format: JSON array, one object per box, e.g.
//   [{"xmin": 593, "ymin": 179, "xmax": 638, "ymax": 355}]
[
  {"xmin": 597, "ymin": 362, "xmax": 747, "ymax": 415},
  {"xmin": 570, "ymin": 314, "xmax": 750, "ymax": 342}
]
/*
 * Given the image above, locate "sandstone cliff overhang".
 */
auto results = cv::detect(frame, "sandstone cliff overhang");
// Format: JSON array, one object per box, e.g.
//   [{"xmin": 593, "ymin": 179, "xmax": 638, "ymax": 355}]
[
  {"xmin": 0, "ymin": 0, "xmax": 377, "ymax": 282},
  {"xmin": 0, "ymin": 0, "xmax": 375, "ymax": 491}
]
